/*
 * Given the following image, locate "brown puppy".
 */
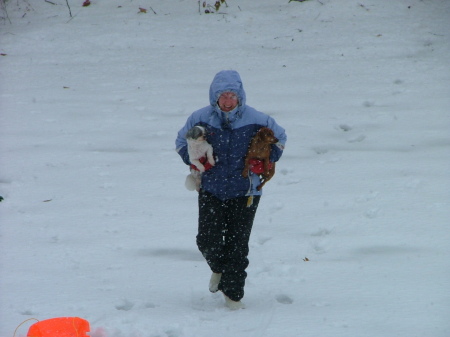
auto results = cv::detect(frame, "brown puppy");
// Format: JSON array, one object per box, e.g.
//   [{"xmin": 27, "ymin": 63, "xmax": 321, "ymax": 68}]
[{"xmin": 242, "ymin": 127, "xmax": 279, "ymax": 191}]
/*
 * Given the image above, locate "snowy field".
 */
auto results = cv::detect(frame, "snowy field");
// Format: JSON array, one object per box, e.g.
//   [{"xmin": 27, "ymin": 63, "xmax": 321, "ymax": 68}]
[{"xmin": 1, "ymin": 0, "xmax": 449, "ymax": 336}]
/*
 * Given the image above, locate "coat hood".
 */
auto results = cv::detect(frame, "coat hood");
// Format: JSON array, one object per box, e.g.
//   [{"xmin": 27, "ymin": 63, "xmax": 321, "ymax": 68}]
[{"xmin": 209, "ymin": 70, "xmax": 246, "ymax": 109}]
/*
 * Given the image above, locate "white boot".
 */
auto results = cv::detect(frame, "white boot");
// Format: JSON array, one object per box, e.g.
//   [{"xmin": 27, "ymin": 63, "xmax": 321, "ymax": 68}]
[
  {"xmin": 224, "ymin": 294, "xmax": 245, "ymax": 310},
  {"xmin": 209, "ymin": 272, "xmax": 222, "ymax": 293}
]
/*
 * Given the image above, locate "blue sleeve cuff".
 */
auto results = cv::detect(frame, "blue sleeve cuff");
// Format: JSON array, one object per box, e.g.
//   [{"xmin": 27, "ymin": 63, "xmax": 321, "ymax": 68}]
[
  {"xmin": 178, "ymin": 146, "xmax": 191, "ymax": 165},
  {"xmin": 269, "ymin": 144, "xmax": 283, "ymax": 162}
]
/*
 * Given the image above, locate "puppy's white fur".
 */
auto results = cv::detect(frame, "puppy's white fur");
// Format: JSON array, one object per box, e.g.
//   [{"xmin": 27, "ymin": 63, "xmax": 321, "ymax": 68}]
[{"xmin": 185, "ymin": 126, "xmax": 215, "ymax": 191}]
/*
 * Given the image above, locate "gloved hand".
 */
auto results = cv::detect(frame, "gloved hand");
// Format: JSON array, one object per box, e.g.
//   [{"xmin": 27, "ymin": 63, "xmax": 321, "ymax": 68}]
[{"xmin": 190, "ymin": 157, "xmax": 214, "ymax": 171}]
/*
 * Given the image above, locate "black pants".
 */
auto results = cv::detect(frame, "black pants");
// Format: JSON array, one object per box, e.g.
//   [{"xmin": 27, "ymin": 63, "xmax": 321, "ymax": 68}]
[{"xmin": 197, "ymin": 190, "xmax": 260, "ymax": 302}]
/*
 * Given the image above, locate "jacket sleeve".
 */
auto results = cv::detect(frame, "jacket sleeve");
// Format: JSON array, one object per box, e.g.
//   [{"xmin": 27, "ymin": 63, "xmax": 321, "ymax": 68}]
[
  {"xmin": 266, "ymin": 116, "xmax": 287, "ymax": 162},
  {"xmin": 177, "ymin": 145, "xmax": 191, "ymax": 165},
  {"xmin": 176, "ymin": 124, "xmax": 191, "ymax": 166},
  {"xmin": 270, "ymin": 143, "xmax": 284, "ymax": 162}
]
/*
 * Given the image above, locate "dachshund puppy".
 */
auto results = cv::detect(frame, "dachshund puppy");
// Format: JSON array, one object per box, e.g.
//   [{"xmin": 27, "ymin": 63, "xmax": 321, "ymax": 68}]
[
  {"xmin": 242, "ymin": 127, "xmax": 279, "ymax": 191},
  {"xmin": 185, "ymin": 125, "xmax": 215, "ymax": 191}
]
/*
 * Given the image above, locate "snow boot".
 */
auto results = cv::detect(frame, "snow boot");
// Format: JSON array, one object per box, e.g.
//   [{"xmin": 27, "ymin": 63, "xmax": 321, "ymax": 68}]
[
  {"xmin": 209, "ymin": 272, "xmax": 222, "ymax": 293},
  {"xmin": 224, "ymin": 294, "xmax": 245, "ymax": 310}
]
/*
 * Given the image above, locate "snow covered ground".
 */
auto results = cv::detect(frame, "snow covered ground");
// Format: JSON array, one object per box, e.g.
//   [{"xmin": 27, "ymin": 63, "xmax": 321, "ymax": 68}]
[{"xmin": 1, "ymin": 0, "xmax": 449, "ymax": 336}]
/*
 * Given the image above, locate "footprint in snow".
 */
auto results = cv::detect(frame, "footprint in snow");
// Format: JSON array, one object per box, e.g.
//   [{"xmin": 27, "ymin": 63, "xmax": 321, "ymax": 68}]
[
  {"xmin": 275, "ymin": 294, "xmax": 294, "ymax": 304},
  {"xmin": 115, "ymin": 299, "xmax": 135, "ymax": 311},
  {"xmin": 337, "ymin": 124, "xmax": 352, "ymax": 132},
  {"xmin": 347, "ymin": 134, "xmax": 366, "ymax": 143},
  {"xmin": 256, "ymin": 235, "xmax": 272, "ymax": 245},
  {"xmin": 311, "ymin": 228, "xmax": 333, "ymax": 237},
  {"xmin": 313, "ymin": 146, "xmax": 328, "ymax": 155}
]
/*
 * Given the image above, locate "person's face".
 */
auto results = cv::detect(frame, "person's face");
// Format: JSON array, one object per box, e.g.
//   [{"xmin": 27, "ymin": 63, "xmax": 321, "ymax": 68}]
[{"xmin": 218, "ymin": 92, "xmax": 239, "ymax": 112}]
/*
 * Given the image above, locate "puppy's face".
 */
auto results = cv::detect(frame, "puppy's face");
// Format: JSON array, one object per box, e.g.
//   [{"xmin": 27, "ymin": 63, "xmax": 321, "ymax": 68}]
[
  {"xmin": 186, "ymin": 126, "xmax": 206, "ymax": 141},
  {"xmin": 258, "ymin": 127, "xmax": 279, "ymax": 144}
]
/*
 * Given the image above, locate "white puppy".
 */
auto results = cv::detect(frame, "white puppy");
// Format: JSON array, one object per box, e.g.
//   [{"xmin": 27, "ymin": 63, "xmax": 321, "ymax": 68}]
[{"xmin": 185, "ymin": 125, "xmax": 215, "ymax": 191}]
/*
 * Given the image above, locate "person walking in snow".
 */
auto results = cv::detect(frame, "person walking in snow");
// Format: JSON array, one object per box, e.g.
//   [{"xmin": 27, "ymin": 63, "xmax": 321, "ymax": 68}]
[{"xmin": 175, "ymin": 70, "xmax": 287, "ymax": 309}]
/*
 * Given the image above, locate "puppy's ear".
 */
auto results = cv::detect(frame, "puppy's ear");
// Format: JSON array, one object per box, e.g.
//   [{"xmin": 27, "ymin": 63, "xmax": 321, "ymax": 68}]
[
  {"xmin": 186, "ymin": 126, "xmax": 203, "ymax": 139},
  {"xmin": 262, "ymin": 128, "xmax": 274, "ymax": 139},
  {"xmin": 258, "ymin": 128, "xmax": 268, "ymax": 139},
  {"xmin": 185, "ymin": 128, "xmax": 194, "ymax": 139}
]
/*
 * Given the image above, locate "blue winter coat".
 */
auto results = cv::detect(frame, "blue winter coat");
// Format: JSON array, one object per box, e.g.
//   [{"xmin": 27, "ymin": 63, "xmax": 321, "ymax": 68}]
[{"xmin": 176, "ymin": 70, "xmax": 287, "ymax": 200}]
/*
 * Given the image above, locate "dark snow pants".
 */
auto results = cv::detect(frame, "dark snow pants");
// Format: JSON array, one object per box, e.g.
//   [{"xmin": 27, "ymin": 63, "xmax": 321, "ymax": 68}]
[{"xmin": 197, "ymin": 190, "xmax": 260, "ymax": 302}]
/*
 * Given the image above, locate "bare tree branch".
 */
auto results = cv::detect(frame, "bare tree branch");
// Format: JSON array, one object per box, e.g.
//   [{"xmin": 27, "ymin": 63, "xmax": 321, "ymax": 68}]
[
  {"xmin": 65, "ymin": 0, "xmax": 72, "ymax": 17},
  {"xmin": 1, "ymin": 0, "xmax": 12, "ymax": 24}
]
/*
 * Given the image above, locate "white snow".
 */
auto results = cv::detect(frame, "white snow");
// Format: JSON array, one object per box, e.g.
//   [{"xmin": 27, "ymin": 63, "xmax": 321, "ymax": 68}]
[{"xmin": 1, "ymin": 0, "xmax": 449, "ymax": 336}]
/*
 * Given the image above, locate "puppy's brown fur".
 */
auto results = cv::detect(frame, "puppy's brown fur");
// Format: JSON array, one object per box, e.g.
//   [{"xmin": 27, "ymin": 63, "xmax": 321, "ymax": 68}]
[{"xmin": 242, "ymin": 127, "xmax": 279, "ymax": 191}]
